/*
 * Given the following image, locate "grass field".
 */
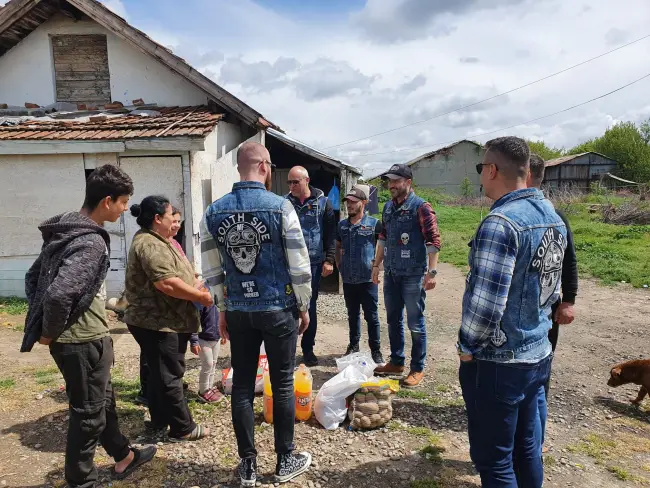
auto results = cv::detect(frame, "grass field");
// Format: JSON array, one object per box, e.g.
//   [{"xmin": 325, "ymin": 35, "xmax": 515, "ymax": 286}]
[{"xmin": 376, "ymin": 187, "xmax": 650, "ymax": 288}]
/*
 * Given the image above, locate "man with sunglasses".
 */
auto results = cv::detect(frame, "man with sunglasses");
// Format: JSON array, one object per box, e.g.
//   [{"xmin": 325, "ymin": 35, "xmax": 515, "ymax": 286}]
[
  {"xmin": 285, "ymin": 166, "xmax": 337, "ymax": 366},
  {"xmin": 202, "ymin": 142, "xmax": 313, "ymax": 486},
  {"xmin": 458, "ymin": 137, "xmax": 567, "ymax": 488}
]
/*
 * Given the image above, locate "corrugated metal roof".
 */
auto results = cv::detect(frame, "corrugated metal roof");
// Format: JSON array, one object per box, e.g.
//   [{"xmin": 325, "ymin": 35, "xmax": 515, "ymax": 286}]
[
  {"xmin": 267, "ymin": 128, "xmax": 362, "ymax": 175},
  {"xmin": 545, "ymin": 152, "xmax": 616, "ymax": 167},
  {"xmin": 0, "ymin": 106, "xmax": 223, "ymax": 141}
]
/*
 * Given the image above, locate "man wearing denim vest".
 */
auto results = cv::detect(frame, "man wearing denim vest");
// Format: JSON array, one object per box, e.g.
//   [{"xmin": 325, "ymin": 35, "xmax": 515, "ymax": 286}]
[
  {"xmin": 457, "ymin": 137, "xmax": 567, "ymax": 488},
  {"xmin": 286, "ymin": 166, "xmax": 337, "ymax": 367},
  {"xmin": 372, "ymin": 164, "xmax": 442, "ymax": 388},
  {"xmin": 335, "ymin": 184, "xmax": 385, "ymax": 366},
  {"xmin": 201, "ymin": 142, "xmax": 313, "ymax": 487}
]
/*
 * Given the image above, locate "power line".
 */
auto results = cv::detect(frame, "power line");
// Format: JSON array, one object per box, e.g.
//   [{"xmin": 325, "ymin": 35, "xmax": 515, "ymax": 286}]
[
  {"xmin": 347, "ymin": 71, "xmax": 650, "ymax": 160},
  {"xmin": 324, "ymin": 33, "xmax": 650, "ymax": 150}
]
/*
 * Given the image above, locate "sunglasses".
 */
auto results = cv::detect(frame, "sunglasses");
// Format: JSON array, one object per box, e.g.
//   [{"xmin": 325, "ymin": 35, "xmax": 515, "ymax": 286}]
[
  {"xmin": 260, "ymin": 159, "xmax": 276, "ymax": 173},
  {"xmin": 476, "ymin": 163, "xmax": 497, "ymax": 174},
  {"xmin": 287, "ymin": 179, "xmax": 303, "ymax": 186}
]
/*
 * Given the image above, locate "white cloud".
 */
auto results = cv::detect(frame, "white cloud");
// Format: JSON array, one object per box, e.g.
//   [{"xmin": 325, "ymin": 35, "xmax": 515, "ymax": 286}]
[{"xmin": 133, "ymin": 0, "xmax": 650, "ymax": 176}]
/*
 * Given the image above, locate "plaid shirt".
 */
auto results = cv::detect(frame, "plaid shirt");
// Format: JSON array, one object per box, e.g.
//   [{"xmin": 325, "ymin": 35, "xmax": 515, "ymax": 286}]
[
  {"xmin": 458, "ymin": 215, "xmax": 518, "ymax": 355},
  {"xmin": 378, "ymin": 194, "xmax": 441, "ymax": 252},
  {"xmin": 200, "ymin": 199, "xmax": 312, "ymax": 312}
]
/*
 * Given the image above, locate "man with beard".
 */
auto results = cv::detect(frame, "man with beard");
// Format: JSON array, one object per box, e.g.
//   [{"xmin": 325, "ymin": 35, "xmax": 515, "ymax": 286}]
[
  {"xmin": 201, "ymin": 142, "xmax": 313, "ymax": 487},
  {"xmin": 285, "ymin": 166, "xmax": 337, "ymax": 366},
  {"xmin": 335, "ymin": 184, "xmax": 384, "ymax": 365},
  {"xmin": 372, "ymin": 164, "xmax": 441, "ymax": 388}
]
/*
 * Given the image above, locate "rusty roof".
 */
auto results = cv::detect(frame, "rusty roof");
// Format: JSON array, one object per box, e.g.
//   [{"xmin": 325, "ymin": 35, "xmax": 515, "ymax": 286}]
[
  {"xmin": 0, "ymin": 106, "xmax": 223, "ymax": 141},
  {"xmin": 0, "ymin": 0, "xmax": 279, "ymax": 131},
  {"xmin": 544, "ymin": 152, "xmax": 616, "ymax": 167}
]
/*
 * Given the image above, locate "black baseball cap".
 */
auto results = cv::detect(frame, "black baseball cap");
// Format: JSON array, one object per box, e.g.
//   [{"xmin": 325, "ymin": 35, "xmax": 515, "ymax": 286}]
[{"xmin": 382, "ymin": 163, "xmax": 413, "ymax": 180}]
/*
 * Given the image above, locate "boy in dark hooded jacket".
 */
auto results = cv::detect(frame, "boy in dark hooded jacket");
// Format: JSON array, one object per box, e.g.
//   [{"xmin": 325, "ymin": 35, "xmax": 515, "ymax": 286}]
[{"xmin": 22, "ymin": 164, "xmax": 156, "ymax": 487}]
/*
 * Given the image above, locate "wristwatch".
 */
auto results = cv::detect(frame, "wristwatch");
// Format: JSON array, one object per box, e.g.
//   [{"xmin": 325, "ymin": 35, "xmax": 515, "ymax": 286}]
[{"xmin": 427, "ymin": 269, "xmax": 438, "ymax": 277}]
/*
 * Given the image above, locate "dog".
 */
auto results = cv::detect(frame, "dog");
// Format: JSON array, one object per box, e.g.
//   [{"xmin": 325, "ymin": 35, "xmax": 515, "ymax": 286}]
[{"xmin": 608, "ymin": 359, "xmax": 650, "ymax": 405}]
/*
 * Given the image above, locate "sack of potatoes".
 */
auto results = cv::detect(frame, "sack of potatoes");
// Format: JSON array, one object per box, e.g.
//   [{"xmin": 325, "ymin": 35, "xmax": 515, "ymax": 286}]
[{"xmin": 348, "ymin": 384, "xmax": 395, "ymax": 430}]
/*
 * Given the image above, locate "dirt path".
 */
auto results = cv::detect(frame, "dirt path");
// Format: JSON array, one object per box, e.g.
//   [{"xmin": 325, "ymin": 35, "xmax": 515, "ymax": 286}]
[{"xmin": 1, "ymin": 263, "xmax": 650, "ymax": 487}]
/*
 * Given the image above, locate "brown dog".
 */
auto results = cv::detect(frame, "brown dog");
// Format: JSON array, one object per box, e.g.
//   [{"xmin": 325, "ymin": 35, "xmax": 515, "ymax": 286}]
[{"xmin": 608, "ymin": 359, "xmax": 650, "ymax": 405}]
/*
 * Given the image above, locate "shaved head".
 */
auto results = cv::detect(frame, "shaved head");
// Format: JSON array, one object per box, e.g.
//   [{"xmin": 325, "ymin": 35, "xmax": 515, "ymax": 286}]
[
  {"xmin": 288, "ymin": 166, "xmax": 309, "ymax": 179},
  {"xmin": 237, "ymin": 141, "xmax": 273, "ymax": 189},
  {"xmin": 288, "ymin": 165, "xmax": 311, "ymax": 198},
  {"xmin": 237, "ymin": 141, "xmax": 271, "ymax": 172}
]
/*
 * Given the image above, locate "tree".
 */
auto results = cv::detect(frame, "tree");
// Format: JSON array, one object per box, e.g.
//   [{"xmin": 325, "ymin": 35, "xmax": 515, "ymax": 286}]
[
  {"xmin": 526, "ymin": 140, "xmax": 564, "ymax": 161},
  {"xmin": 640, "ymin": 118, "xmax": 650, "ymax": 145},
  {"xmin": 568, "ymin": 122, "xmax": 650, "ymax": 183}
]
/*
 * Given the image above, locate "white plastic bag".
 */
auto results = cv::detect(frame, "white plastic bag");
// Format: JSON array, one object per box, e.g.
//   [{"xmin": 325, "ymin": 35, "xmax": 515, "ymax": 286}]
[
  {"xmin": 314, "ymin": 365, "xmax": 369, "ymax": 430},
  {"xmin": 335, "ymin": 351, "xmax": 377, "ymax": 377}
]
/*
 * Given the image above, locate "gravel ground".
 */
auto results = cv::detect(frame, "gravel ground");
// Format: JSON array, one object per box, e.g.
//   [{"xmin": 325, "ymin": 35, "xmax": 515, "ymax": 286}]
[{"xmin": 2, "ymin": 262, "xmax": 650, "ymax": 487}]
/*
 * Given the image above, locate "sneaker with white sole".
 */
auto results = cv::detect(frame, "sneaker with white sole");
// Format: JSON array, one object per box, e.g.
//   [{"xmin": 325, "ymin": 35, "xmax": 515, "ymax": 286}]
[
  {"xmin": 275, "ymin": 451, "xmax": 311, "ymax": 483},
  {"xmin": 238, "ymin": 457, "xmax": 257, "ymax": 487}
]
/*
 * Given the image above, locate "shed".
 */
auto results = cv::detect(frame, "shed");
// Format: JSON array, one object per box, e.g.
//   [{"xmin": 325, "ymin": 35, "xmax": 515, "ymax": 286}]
[
  {"xmin": 544, "ymin": 152, "xmax": 618, "ymax": 191},
  {"xmin": 405, "ymin": 140, "xmax": 485, "ymax": 195}
]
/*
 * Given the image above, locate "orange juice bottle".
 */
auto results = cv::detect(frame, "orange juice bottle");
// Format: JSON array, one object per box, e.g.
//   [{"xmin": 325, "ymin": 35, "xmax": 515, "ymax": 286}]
[
  {"xmin": 263, "ymin": 369, "xmax": 273, "ymax": 424},
  {"xmin": 294, "ymin": 364, "xmax": 313, "ymax": 421}
]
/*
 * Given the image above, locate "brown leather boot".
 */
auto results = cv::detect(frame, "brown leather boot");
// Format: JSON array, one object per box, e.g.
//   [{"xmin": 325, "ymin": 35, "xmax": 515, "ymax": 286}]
[
  {"xmin": 374, "ymin": 362, "xmax": 405, "ymax": 375},
  {"xmin": 403, "ymin": 370, "xmax": 424, "ymax": 388}
]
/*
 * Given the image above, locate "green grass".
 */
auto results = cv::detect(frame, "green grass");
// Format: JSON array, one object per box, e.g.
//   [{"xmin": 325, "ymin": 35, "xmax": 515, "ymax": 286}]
[
  {"xmin": 32, "ymin": 366, "xmax": 61, "ymax": 385},
  {"xmin": 566, "ymin": 434, "xmax": 617, "ymax": 463},
  {"xmin": 112, "ymin": 376, "xmax": 141, "ymax": 403},
  {"xmin": 397, "ymin": 389, "xmax": 430, "ymax": 400},
  {"xmin": 605, "ymin": 465, "xmax": 647, "ymax": 483},
  {"xmin": 410, "ymin": 479, "xmax": 441, "ymax": 488},
  {"xmin": 0, "ymin": 378, "xmax": 16, "ymax": 391},
  {"xmin": 0, "ymin": 297, "xmax": 28, "ymax": 315},
  {"xmin": 376, "ymin": 186, "xmax": 650, "ymax": 287}
]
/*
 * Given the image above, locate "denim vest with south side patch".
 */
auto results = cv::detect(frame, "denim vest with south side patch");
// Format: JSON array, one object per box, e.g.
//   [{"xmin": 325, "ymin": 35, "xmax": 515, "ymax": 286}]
[
  {"xmin": 383, "ymin": 191, "xmax": 427, "ymax": 276},
  {"xmin": 205, "ymin": 181, "xmax": 296, "ymax": 312},
  {"xmin": 338, "ymin": 214, "xmax": 378, "ymax": 284},
  {"xmin": 286, "ymin": 187, "xmax": 328, "ymax": 265},
  {"xmin": 468, "ymin": 188, "xmax": 567, "ymax": 362}
]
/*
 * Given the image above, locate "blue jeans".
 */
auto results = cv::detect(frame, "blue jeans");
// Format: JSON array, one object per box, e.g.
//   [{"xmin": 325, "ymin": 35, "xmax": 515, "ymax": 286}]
[
  {"xmin": 459, "ymin": 357, "xmax": 551, "ymax": 488},
  {"xmin": 383, "ymin": 273, "xmax": 427, "ymax": 371},
  {"xmin": 301, "ymin": 263, "xmax": 322, "ymax": 353},
  {"xmin": 343, "ymin": 282, "xmax": 381, "ymax": 351}
]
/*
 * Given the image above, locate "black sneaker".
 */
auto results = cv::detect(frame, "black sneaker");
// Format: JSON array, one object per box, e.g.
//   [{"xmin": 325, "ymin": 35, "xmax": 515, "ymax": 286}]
[
  {"xmin": 371, "ymin": 349, "xmax": 385, "ymax": 366},
  {"xmin": 238, "ymin": 457, "xmax": 257, "ymax": 487},
  {"xmin": 303, "ymin": 351, "xmax": 319, "ymax": 367},
  {"xmin": 345, "ymin": 343, "xmax": 360, "ymax": 356},
  {"xmin": 275, "ymin": 452, "xmax": 311, "ymax": 483}
]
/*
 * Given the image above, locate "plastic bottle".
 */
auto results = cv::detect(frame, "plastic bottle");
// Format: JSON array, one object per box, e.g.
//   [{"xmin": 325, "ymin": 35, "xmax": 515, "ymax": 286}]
[
  {"xmin": 263, "ymin": 369, "xmax": 273, "ymax": 424},
  {"xmin": 294, "ymin": 363, "xmax": 313, "ymax": 421}
]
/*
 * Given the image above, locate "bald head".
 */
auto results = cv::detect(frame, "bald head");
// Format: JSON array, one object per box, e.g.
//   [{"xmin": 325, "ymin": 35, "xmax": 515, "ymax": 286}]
[
  {"xmin": 288, "ymin": 166, "xmax": 310, "ymax": 198},
  {"xmin": 288, "ymin": 166, "xmax": 309, "ymax": 180},
  {"xmin": 237, "ymin": 142, "xmax": 271, "ymax": 172}
]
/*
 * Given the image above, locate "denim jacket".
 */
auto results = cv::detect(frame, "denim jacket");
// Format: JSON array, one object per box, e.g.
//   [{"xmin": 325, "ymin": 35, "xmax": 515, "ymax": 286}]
[
  {"xmin": 286, "ymin": 186, "xmax": 333, "ymax": 265},
  {"xmin": 382, "ymin": 192, "xmax": 427, "ymax": 276},
  {"xmin": 204, "ymin": 181, "xmax": 296, "ymax": 312},
  {"xmin": 462, "ymin": 188, "xmax": 567, "ymax": 363},
  {"xmin": 338, "ymin": 214, "xmax": 378, "ymax": 284}
]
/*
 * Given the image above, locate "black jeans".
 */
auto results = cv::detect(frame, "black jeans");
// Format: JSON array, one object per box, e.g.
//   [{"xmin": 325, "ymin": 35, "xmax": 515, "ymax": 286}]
[
  {"xmin": 139, "ymin": 352, "xmax": 149, "ymax": 397},
  {"xmin": 544, "ymin": 303, "xmax": 560, "ymax": 399},
  {"xmin": 127, "ymin": 326, "xmax": 196, "ymax": 438},
  {"xmin": 343, "ymin": 282, "xmax": 381, "ymax": 351},
  {"xmin": 228, "ymin": 309, "xmax": 298, "ymax": 459},
  {"xmin": 50, "ymin": 336, "xmax": 131, "ymax": 488},
  {"xmin": 301, "ymin": 264, "xmax": 322, "ymax": 353}
]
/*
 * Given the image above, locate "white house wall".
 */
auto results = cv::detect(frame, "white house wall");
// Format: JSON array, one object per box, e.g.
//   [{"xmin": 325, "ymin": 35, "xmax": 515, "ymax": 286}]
[
  {"xmin": 0, "ymin": 154, "xmax": 86, "ymax": 296},
  {"xmin": 0, "ymin": 13, "xmax": 207, "ymax": 107}
]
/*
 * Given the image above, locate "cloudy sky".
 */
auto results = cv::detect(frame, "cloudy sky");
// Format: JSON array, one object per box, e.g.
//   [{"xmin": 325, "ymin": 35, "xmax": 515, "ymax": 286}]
[{"xmin": 5, "ymin": 0, "xmax": 650, "ymax": 176}]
